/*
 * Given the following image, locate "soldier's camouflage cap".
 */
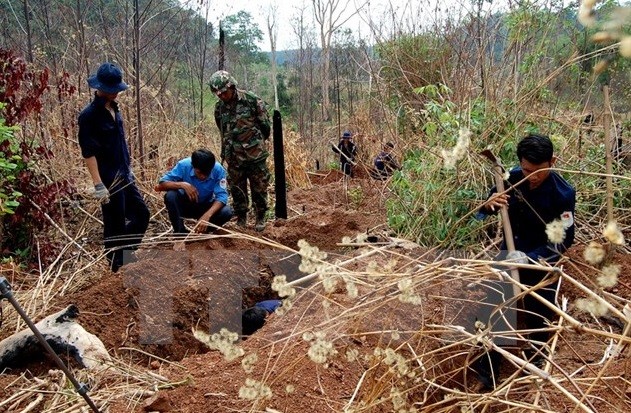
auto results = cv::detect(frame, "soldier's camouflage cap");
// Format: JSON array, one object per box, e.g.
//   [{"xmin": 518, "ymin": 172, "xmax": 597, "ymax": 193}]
[{"xmin": 209, "ymin": 70, "xmax": 237, "ymax": 94}]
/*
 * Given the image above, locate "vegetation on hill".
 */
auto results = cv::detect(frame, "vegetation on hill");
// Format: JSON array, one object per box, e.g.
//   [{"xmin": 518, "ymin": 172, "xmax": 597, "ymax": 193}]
[{"xmin": 0, "ymin": 0, "xmax": 629, "ymax": 261}]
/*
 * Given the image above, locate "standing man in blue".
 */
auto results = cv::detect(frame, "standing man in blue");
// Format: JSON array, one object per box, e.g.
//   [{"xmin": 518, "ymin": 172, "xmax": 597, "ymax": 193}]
[
  {"xmin": 475, "ymin": 133, "xmax": 576, "ymax": 388},
  {"xmin": 155, "ymin": 149, "xmax": 233, "ymax": 234},
  {"xmin": 332, "ymin": 131, "xmax": 357, "ymax": 177},
  {"xmin": 78, "ymin": 62, "xmax": 149, "ymax": 273}
]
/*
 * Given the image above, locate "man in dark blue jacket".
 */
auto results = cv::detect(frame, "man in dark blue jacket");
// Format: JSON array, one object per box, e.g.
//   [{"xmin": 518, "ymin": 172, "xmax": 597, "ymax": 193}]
[
  {"xmin": 332, "ymin": 131, "xmax": 357, "ymax": 177},
  {"xmin": 372, "ymin": 142, "xmax": 400, "ymax": 179},
  {"xmin": 475, "ymin": 133, "xmax": 576, "ymax": 388},
  {"xmin": 78, "ymin": 62, "xmax": 149, "ymax": 273}
]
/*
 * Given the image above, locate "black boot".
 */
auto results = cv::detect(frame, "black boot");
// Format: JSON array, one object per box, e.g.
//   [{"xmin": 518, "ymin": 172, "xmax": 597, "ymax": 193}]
[
  {"xmin": 255, "ymin": 211, "xmax": 266, "ymax": 232},
  {"xmin": 472, "ymin": 350, "xmax": 502, "ymax": 391}
]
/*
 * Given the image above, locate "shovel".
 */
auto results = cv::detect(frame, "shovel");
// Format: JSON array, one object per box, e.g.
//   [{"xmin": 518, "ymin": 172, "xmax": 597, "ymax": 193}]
[
  {"xmin": 480, "ymin": 149, "xmax": 522, "ymax": 295},
  {"xmin": 466, "ymin": 149, "xmax": 525, "ymax": 349}
]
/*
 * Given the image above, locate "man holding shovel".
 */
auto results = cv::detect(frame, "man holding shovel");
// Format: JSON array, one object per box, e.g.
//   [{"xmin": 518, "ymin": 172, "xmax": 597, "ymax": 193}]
[
  {"xmin": 475, "ymin": 133, "xmax": 576, "ymax": 388},
  {"xmin": 332, "ymin": 131, "xmax": 357, "ymax": 177}
]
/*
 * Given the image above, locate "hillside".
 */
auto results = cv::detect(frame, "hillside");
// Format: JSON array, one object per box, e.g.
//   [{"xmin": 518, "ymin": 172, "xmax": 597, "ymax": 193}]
[{"xmin": 1, "ymin": 171, "xmax": 630, "ymax": 412}]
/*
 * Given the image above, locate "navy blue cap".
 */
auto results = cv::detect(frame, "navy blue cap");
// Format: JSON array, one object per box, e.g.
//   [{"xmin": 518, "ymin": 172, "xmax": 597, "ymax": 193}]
[{"xmin": 88, "ymin": 63, "xmax": 128, "ymax": 94}]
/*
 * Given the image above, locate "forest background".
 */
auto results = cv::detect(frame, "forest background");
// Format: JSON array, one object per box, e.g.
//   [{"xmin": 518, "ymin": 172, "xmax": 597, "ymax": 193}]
[{"xmin": 0, "ymin": 0, "xmax": 630, "ymax": 265}]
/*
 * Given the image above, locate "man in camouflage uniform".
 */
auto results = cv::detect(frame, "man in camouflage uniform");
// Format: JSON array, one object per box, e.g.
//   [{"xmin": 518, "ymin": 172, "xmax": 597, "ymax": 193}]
[{"xmin": 209, "ymin": 70, "xmax": 271, "ymax": 232}]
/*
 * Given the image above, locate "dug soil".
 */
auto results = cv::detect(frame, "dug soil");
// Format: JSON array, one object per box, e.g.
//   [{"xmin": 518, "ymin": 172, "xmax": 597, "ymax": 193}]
[{"xmin": 1, "ymin": 173, "xmax": 631, "ymax": 412}]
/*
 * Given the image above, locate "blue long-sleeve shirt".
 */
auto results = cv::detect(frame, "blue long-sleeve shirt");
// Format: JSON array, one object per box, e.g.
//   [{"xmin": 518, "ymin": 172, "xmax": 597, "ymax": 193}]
[
  {"xmin": 478, "ymin": 167, "xmax": 576, "ymax": 263},
  {"xmin": 159, "ymin": 158, "xmax": 228, "ymax": 205},
  {"xmin": 255, "ymin": 300, "xmax": 282, "ymax": 313}
]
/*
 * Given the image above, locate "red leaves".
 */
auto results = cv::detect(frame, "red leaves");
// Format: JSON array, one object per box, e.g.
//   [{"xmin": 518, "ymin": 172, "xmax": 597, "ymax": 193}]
[
  {"xmin": 0, "ymin": 48, "xmax": 75, "ymax": 265},
  {"xmin": 0, "ymin": 49, "xmax": 50, "ymax": 126}
]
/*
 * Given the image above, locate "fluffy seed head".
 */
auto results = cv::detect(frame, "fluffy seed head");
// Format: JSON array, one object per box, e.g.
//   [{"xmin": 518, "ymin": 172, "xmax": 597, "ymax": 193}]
[
  {"xmin": 592, "ymin": 31, "xmax": 614, "ymax": 43},
  {"xmin": 241, "ymin": 353, "xmax": 258, "ymax": 374},
  {"xmin": 620, "ymin": 36, "xmax": 631, "ymax": 57},
  {"xmin": 442, "ymin": 128, "xmax": 471, "ymax": 169},
  {"xmin": 597, "ymin": 264, "xmax": 620, "ymax": 288},
  {"xmin": 603, "ymin": 221, "xmax": 625, "ymax": 245},
  {"xmin": 576, "ymin": 298, "xmax": 609, "ymax": 316},
  {"xmin": 583, "ymin": 241, "xmax": 606, "ymax": 265},
  {"xmin": 306, "ymin": 332, "xmax": 337, "ymax": 364},
  {"xmin": 545, "ymin": 219, "xmax": 566, "ymax": 244},
  {"xmin": 238, "ymin": 378, "xmax": 272, "ymax": 400},
  {"xmin": 272, "ymin": 275, "xmax": 296, "ymax": 299},
  {"xmin": 578, "ymin": 4, "xmax": 596, "ymax": 27}
]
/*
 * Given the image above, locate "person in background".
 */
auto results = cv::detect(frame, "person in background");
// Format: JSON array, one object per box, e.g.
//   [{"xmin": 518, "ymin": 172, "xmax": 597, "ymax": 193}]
[
  {"xmin": 155, "ymin": 149, "xmax": 232, "ymax": 235},
  {"xmin": 209, "ymin": 70, "xmax": 271, "ymax": 232},
  {"xmin": 475, "ymin": 133, "xmax": 576, "ymax": 389},
  {"xmin": 332, "ymin": 131, "xmax": 357, "ymax": 177},
  {"xmin": 242, "ymin": 299, "xmax": 282, "ymax": 337},
  {"xmin": 372, "ymin": 141, "xmax": 400, "ymax": 179},
  {"xmin": 78, "ymin": 62, "xmax": 149, "ymax": 273}
]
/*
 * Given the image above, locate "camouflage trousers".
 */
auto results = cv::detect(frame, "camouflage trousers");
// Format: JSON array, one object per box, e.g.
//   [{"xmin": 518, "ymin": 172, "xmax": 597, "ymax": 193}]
[{"xmin": 227, "ymin": 160, "xmax": 270, "ymax": 217}]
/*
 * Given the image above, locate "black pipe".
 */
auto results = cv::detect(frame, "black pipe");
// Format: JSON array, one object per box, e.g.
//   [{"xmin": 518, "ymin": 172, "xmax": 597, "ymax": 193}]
[{"xmin": 273, "ymin": 110, "xmax": 287, "ymax": 219}]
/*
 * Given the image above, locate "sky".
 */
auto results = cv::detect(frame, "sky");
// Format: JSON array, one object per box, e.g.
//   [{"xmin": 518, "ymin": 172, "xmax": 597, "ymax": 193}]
[
  {"xmin": 181, "ymin": 1, "xmax": 573, "ymax": 52},
  {"xmin": 182, "ymin": 0, "xmax": 449, "ymax": 52}
]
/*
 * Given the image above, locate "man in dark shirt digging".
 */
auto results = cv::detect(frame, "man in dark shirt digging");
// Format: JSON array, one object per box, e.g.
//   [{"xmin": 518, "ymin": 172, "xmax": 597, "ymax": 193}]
[{"xmin": 475, "ymin": 133, "xmax": 576, "ymax": 389}]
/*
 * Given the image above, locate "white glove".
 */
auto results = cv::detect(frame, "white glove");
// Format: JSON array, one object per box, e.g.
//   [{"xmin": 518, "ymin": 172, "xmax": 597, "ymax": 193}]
[
  {"xmin": 94, "ymin": 183, "xmax": 110, "ymax": 204},
  {"xmin": 506, "ymin": 250, "xmax": 528, "ymax": 264}
]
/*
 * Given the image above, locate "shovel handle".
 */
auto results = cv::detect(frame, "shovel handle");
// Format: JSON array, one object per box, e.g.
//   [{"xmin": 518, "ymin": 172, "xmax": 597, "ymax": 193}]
[
  {"xmin": 492, "ymin": 164, "xmax": 517, "ymax": 253},
  {"xmin": 492, "ymin": 165, "xmax": 522, "ymax": 293}
]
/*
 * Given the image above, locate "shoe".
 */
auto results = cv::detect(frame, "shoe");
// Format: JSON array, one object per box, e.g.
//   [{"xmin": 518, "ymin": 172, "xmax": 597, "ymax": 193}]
[
  {"xmin": 236, "ymin": 215, "xmax": 247, "ymax": 228},
  {"xmin": 472, "ymin": 350, "xmax": 502, "ymax": 391},
  {"xmin": 255, "ymin": 212, "xmax": 266, "ymax": 232}
]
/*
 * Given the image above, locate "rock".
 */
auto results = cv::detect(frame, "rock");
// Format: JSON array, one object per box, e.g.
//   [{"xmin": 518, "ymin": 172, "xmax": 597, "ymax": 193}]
[{"xmin": 143, "ymin": 393, "xmax": 172, "ymax": 412}]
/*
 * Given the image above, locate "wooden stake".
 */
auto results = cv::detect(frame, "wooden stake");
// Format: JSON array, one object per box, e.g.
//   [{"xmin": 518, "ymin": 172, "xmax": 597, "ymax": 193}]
[{"xmin": 603, "ymin": 85, "xmax": 614, "ymax": 223}]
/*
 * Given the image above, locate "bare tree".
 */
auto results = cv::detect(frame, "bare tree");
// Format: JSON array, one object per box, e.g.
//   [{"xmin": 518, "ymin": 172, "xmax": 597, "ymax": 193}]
[
  {"xmin": 22, "ymin": 0, "xmax": 33, "ymax": 62},
  {"xmin": 132, "ymin": 0, "xmax": 144, "ymax": 168},
  {"xmin": 290, "ymin": 3, "xmax": 317, "ymax": 144},
  {"xmin": 310, "ymin": 0, "xmax": 364, "ymax": 121},
  {"xmin": 266, "ymin": 2, "xmax": 279, "ymax": 111}
]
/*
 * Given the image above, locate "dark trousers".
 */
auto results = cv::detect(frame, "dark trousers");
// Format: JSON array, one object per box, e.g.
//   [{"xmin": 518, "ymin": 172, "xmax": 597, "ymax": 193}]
[
  {"xmin": 101, "ymin": 181, "xmax": 149, "ymax": 272},
  {"xmin": 164, "ymin": 190, "xmax": 233, "ymax": 234},
  {"xmin": 521, "ymin": 268, "xmax": 557, "ymax": 348},
  {"xmin": 341, "ymin": 161, "xmax": 353, "ymax": 177},
  {"xmin": 473, "ymin": 267, "xmax": 558, "ymax": 388}
]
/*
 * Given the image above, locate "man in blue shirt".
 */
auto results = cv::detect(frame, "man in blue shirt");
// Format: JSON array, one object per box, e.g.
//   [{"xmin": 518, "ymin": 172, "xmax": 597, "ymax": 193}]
[
  {"xmin": 474, "ymin": 133, "xmax": 576, "ymax": 388},
  {"xmin": 78, "ymin": 62, "xmax": 149, "ymax": 273},
  {"xmin": 155, "ymin": 149, "xmax": 233, "ymax": 234},
  {"xmin": 242, "ymin": 299, "xmax": 282, "ymax": 337}
]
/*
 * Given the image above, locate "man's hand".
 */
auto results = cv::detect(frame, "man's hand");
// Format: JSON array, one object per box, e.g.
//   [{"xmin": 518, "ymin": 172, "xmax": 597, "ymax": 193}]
[
  {"xmin": 483, "ymin": 192, "xmax": 509, "ymax": 212},
  {"xmin": 180, "ymin": 182, "xmax": 199, "ymax": 203},
  {"xmin": 94, "ymin": 183, "xmax": 109, "ymax": 203},
  {"xmin": 194, "ymin": 213, "xmax": 211, "ymax": 233},
  {"xmin": 506, "ymin": 250, "xmax": 528, "ymax": 264}
]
